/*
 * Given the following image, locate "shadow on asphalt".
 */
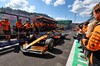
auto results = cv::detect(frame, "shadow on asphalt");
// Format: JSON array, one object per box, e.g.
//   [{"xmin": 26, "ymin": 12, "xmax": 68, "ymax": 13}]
[
  {"xmin": 64, "ymin": 34, "xmax": 71, "ymax": 40},
  {"xmin": 65, "ymin": 34, "xmax": 69, "ymax": 36},
  {"xmin": 23, "ymin": 52, "xmax": 55, "ymax": 59},
  {"xmin": 55, "ymin": 39, "xmax": 65, "ymax": 46},
  {"xmin": 22, "ymin": 47, "xmax": 62, "ymax": 59},
  {"xmin": 65, "ymin": 38, "xmax": 71, "ymax": 40},
  {"xmin": 48, "ymin": 48, "xmax": 63, "ymax": 54},
  {"xmin": 14, "ymin": 45, "xmax": 20, "ymax": 53}
]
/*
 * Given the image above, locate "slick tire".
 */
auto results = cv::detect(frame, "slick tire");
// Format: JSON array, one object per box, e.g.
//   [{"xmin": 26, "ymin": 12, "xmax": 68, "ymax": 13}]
[{"xmin": 45, "ymin": 38, "xmax": 54, "ymax": 51}]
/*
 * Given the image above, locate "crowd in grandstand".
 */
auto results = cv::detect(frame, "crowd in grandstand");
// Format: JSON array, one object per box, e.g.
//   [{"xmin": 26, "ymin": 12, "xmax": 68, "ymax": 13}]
[{"xmin": 75, "ymin": 3, "xmax": 100, "ymax": 66}]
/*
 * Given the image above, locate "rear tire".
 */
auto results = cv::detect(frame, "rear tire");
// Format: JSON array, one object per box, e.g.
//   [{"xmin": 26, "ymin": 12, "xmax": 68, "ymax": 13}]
[{"xmin": 45, "ymin": 38, "xmax": 54, "ymax": 51}]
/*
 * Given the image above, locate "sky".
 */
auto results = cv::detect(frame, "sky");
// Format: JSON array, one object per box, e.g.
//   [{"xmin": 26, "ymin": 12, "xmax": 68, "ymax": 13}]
[{"xmin": 0, "ymin": 0, "xmax": 100, "ymax": 23}]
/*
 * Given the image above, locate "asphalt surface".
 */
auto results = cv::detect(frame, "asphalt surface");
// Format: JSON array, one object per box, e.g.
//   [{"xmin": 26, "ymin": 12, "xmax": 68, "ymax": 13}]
[{"xmin": 0, "ymin": 30, "xmax": 76, "ymax": 66}]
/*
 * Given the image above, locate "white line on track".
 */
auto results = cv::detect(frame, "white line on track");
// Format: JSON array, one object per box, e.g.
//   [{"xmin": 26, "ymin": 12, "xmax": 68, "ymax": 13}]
[
  {"xmin": 66, "ymin": 40, "xmax": 76, "ymax": 66},
  {"xmin": 0, "ymin": 43, "xmax": 19, "ymax": 50},
  {"xmin": 77, "ymin": 59, "xmax": 87, "ymax": 64}
]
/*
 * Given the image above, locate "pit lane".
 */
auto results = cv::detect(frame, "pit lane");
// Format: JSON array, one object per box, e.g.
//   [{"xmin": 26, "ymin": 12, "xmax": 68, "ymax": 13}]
[{"xmin": 0, "ymin": 30, "xmax": 76, "ymax": 66}]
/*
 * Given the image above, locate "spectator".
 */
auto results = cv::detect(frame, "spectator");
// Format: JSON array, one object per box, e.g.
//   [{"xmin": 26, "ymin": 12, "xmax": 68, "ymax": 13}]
[
  {"xmin": 78, "ymin": 21, "xmax": 89, "ymax": 48},
  {"xmin": 0, "ymin": 18, "xmax": 11, "ymax": 41},
  {"xmin": 24, "ymin": 21, "xmax": 31, "ymax": 37},
  {"xmin": 23, "ymin": 20, "xmax": 28, "ymax": 25},
  {"xmin": 75, "ymin": 24, "xmax": 83, "ymax": 43},
  {"xmin": 61, "ymin": 25, "xmax": 64, "ymax": 30},
  {"xmin": 16, "ymin": 19, "xmax": 23, "ymax": 32},
  {"xmin": 34, "ymin": 21, "xmax": 39, "ymax": 34},
  {"xmin": 31, "ymin": 21, "xmax": 35, "ymax": 32},
  {"xmin": 47, "ymin": 23, "xmax": 50, "ymax": 30},
  {"xmin": 76, "ymin": 24, "xmax": 80, "ymax": 31},
  {"xmin": 50, "ymin": 23, "xmax": 54, "ymax": 30},
  {"xmin": 40, "ymin": 22, "xmax": 43, "ymax": 31},
  {"xmin": 43, "ymin": 22, "xmax": 46, "ymax": 31},
  {"xmin": 82, "ymin": 3, "xmax": 100, "ymax": 66}
]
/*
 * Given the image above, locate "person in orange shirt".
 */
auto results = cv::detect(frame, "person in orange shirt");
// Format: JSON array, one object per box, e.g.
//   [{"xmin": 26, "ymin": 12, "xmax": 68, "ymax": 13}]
[
  {"xmin": 52, "ymin": 24, "xmax": 55, "ymax": 30},
  {"xmin": 76, "ymin": 21, "xmax": 89, "ymax": 61},
  {"xmin": 76, "ymin": 24, "xmax": 80, "ymax": 31},
  {"xmin": 16, "ymin": 19, "xmax": 23, "ymax": 32},
  {"xmin": 31, "ymin": 21, "xmax": 35, "ymax": 28},
  {"xmin": 43, "ymin": 22, "xmax": 46, "ymax": 31},
  {"xmin": 40, "ymin": 22, "xmax": 43, "ymax": 31},
  {"xmin": 24, "ymin": 21, "xmax": 31, "ymax": 37},
  {"xmin": 24, "ymin": 20, "xmax": 28, "ymax": 25},
  {"xmin": 54, "ymin": 24, "xmax": 57, "ymax": 30},
  {"xmin": 50, "ymin": 23, "xmax": 54, "ymax": 30},
  {"xmin": 34, "ymin": 21, "xmax": 39, "ymax": 34},
  {"xmin": 0, "ymin": 22, "xmax": 3, "ymax": 27},
  {"xmin": 31, "ymin": 21, "xmax": 36, "ymax": 32},
  {"xmin": 78, "ymin": 21, "xmax": 89, "ymax": 48},
  {"xmin": 61, "ymin": 25, "xmax": 64, "ymax": 30},
  {"xmin": 47, "ymin": 23, "xmax": 50, "ymax": 30},
  {"xmin": 55, "ymin": 24, "xmax": 57, "ymax": 28},
  {"xmin": 23, "ymin": 20, "xmax": 29, "ymax": 26},
  {"xmin": 50, "ymin": 24, "xmax": 53, "ymax": 27},
  {"xmin": 82, "ymin": 3, "xmax": 100, "ymax": 66},
  {"xmin": 35, "ymin": 21, "xmax": 39, "ymax": 28},
  {"xmin": 47, "ymin": 23, "xmax": 50, "ymax": 27},
  {"xmin": 0, "ymin": 18, "xmax": 11, "ymax": 41}
]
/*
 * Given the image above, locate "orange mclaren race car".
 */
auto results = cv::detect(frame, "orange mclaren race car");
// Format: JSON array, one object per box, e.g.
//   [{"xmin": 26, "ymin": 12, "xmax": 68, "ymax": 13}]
[{"xmin": 20, "ymin": 30, "xmax": 66, "ymax": 54}]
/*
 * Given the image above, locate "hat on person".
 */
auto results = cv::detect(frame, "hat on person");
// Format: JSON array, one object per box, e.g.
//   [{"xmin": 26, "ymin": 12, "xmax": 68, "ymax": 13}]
[{"xmin": 93, "ymin": 3, "xmax": 100, "ymax": 11}]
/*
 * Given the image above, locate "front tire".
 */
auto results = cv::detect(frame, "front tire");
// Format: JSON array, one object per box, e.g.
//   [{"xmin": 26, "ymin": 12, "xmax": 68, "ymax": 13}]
[{"xmin": 45, "ymin": 38, "xmax": 54, "ymax": 51}]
